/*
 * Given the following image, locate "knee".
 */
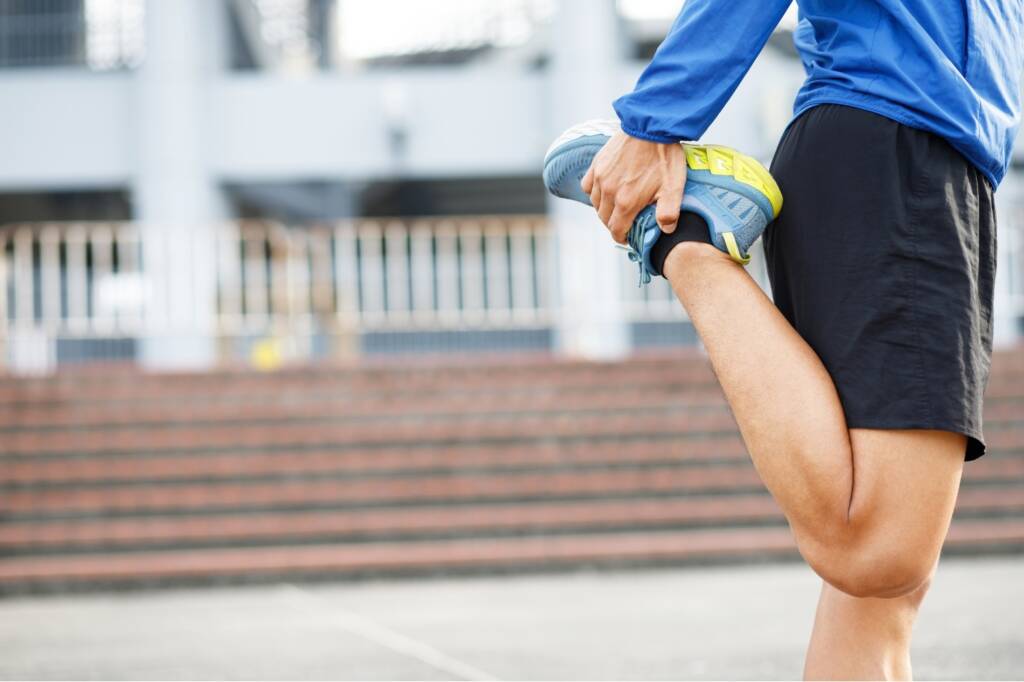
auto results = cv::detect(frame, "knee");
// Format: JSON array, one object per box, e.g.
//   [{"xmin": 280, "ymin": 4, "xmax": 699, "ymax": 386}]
[{"xmin": 804, "ymin": 541, "xmax": 936, "ymax": 600}]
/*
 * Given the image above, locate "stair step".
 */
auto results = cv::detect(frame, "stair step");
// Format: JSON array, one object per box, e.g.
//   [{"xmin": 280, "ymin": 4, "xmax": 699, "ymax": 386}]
[
  {"xmin": 0, "ymin": 358, "xmax": 718, "ymax": 405},
  {"xmin": 0, "ymin": 387, "xmax": 731, "ymax": 431},
  {"xmin": 3, "ymin": 346, "xmax": 1024, "ymax": 592},
  {"xmin": 5, "ymin": 392, "xmax": 1024, "ymax": 433},
  {"xmin": 0, "ymin": 411, "xmax": 748, "ymax": 456},
  {"xmin": 3, "ymin": 349, "xmax": 1024, "ymax": 407},
  {"xmin": 0, "ymin": 526, "xmax": 797, "ymax": 589},
  {"xmin": 1, "ymin": 438, "xmax": 748, "ymax": 485},
  {"xmin": 8, "ymin": 417, "xmax": 1024, "ymax": 458},
  {"xmin": 1, "ymin": 464, "xmax": 767, "ymax": 516},
  {"xmin": 1, "ymin": 495, "xmax": 784, "ymax": 551},
  {"xmin": 4, "ymin": 458, "xmax": 1023, "ymax": 518},
  {"xmin": 3, "ymin": 487, "xmax": 1022, "ymax": 553},
  {"xmin": 2, "ymin": 519, "xmax": 1022, "ymax": 592}
]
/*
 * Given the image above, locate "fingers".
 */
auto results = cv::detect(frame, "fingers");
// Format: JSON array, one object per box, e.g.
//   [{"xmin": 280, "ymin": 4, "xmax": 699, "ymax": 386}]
[
  {"xmin": 656, "ymin": 169, "xmax": 686, "ymax": 234},
  {"xmin": 581, "ymin": 138, "xmax": 651, "ymax": 241},
  {"xmin": 588, "ymin": 172, "xmax": 616, "ymax": 228},
  {"xmin": 655, "ymin": 192, "xmax": 682, "ymax": 234},
  {"xmin": 597, "ymin": 201, "xmax": 616, "ymax": 234},
  {"xmin": 591, "ymin": 180, "xmax": 640, "ymax": 244},
  {"xmin": 581, "ymin": 165, "xmax": 594, "ymax": 196},
  {"xmin": 592, "ymin": 178, "xmax": 641, "ymax": 244},
  {"xmin": 607, "ymin": 205, "xmax": 635, "ymax": 245},
  {"xmin": 589, "ymin": 181, "xmax": 604, "ymax": 217}
]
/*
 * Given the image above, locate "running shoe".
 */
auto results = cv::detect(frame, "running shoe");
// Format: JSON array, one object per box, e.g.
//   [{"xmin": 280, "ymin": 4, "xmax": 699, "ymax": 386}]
[{"xmin": 542, "ymin": 119, "xmax": 783, "ymax": 285}]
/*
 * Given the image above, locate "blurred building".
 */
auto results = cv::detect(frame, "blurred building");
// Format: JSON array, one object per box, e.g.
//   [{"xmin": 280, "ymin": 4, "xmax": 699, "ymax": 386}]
[
  {"xmin": 3, "ymin": 1, "xmax": 1024, "ymax": 594},
  {"xmin": 0, "ymin": 0, "xmax": 1021, "ymax": 372}
]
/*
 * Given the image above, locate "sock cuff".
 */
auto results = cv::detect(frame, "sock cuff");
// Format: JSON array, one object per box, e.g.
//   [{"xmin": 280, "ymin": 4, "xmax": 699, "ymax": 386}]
[{"xmin": 649, "ymin": 211, "xmax": 711, "ymax": 278}]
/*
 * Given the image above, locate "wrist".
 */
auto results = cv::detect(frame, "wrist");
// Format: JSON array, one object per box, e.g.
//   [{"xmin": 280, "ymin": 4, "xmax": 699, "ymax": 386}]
[{"xmin": 618, "ymin": 123, "xmax": 681, "ymax": 146}]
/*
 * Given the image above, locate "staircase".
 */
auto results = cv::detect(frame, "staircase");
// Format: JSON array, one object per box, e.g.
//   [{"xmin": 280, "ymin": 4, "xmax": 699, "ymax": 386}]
[{"xmin": 2, "ymin": 348, "xmax": 1024, "ymax": 593}]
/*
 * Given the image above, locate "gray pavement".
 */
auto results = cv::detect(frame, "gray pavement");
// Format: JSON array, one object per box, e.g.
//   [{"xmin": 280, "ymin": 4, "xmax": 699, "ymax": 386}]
[{"xmin": 0, "ymin": 556, "xmax": 1021, "ymax": 680}]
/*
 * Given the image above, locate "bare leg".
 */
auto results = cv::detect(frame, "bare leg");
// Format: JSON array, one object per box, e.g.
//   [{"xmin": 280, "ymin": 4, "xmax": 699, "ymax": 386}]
[
  {"xmin": 804, "ymin": 577, "xmax": 932, "ymax": 680},
  {"xmin": 660, "ymin": 241, "xmax": 964, "ymax": 598}
]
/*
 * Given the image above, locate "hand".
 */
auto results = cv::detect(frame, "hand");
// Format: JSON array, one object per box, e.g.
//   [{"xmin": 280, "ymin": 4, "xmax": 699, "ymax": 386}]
[{"xmin": 580, "ymin": 131, "xmax": 686, "ymax": 245}]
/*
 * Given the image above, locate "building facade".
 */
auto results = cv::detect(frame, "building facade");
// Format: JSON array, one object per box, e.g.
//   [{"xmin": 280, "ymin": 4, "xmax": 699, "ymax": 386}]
[{"xmin": 0, "ymin": 0, "xmax": 1021, "ymax": 372}]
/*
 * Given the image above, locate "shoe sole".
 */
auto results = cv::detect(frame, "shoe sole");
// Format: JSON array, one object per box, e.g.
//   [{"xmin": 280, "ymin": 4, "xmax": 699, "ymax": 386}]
[{"xmin": 542, "ymin": 119, "xmax": 783, "ymax": 219}]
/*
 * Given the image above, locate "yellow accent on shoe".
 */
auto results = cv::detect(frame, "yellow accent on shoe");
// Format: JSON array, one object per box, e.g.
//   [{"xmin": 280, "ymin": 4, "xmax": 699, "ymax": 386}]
[
  {"xmin": 735, "ymin": 154, "xmax": 784, "ymax": 218},
  {"xmin": 684, "ymin": 146, "xmax": 710, "ymax": 170},
  {"xmin": 722, "ymin": 231, "xmax": 750, "ymax": 265},
  {"xmin": 681, "ymin": 143, "xmax": 784, "ymax": 219},
  {"xmin": 707, "ymin": 146, "xmax": 735, "ymax": 175}
]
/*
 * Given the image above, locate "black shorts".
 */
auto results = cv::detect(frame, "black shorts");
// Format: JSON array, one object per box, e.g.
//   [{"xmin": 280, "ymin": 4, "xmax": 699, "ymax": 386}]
[{"xmin": 763, "ymin": 103, "xmax": 996, "ymax": 461}]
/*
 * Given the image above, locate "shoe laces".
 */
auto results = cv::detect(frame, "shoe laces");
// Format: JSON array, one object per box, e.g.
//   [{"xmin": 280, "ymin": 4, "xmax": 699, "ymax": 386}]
[{"xmin": 618, "ymin": 210, "xmax": 656, "ymax": 287}]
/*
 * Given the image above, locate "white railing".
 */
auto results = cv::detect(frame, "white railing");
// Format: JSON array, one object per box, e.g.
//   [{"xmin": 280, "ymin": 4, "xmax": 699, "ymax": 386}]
[
  {"xmin": 0, "ymin": 217, "xmax": 560, "ymax": 342},
  {"xmin": 0, "ymin": 222, "xmax": 141, "ymax": 337},
  {"xmin": 19, "ymin": 203, "xmax": 1022, "ymax": 368},
  {"xmin": 224, "ymin": 217, "xmax": 556, "ymax": 332},
  {"xmin": 1, "ymin": 216, "xmax": 788, "ymax": 369}
]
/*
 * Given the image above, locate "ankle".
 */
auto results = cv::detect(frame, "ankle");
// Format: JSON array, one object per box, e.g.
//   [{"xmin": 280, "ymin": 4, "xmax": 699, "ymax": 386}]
[
  {"xmin": 649, "ymin": 211, "xmax": 712, "ymax": 277},
  {"xmin": 661, "ymin": 240, "xmax": 730, "ymax": 280}
]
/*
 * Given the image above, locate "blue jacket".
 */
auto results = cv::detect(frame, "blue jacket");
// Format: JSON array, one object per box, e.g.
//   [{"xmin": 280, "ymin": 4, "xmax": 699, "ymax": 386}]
[{"xmin": 613, "ymin": 0, "xmax": 1024, "ymax": 188}]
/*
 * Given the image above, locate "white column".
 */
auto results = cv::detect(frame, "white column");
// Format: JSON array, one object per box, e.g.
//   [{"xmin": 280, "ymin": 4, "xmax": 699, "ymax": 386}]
[
  {"xmin": 547, "ymin": 0, "xmax": 631, "ymax": 359},
  {"xmin": 993, "ymin": 171, "xmax": 1022, "ymax": 348},
  {"xmin": 133, "ymin": 0, "xmax": 228, "ymax": 370}
]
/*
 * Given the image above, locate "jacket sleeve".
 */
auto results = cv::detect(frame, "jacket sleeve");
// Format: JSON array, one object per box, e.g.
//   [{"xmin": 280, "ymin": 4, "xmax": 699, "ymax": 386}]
[{"xmin": 613, "ymin": 0, "xmax": 792, "ymax": 143}]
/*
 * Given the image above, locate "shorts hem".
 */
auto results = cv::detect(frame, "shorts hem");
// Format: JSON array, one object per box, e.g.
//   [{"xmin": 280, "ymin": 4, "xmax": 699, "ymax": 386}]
[{"xmin": 843, "ymin": 415, "xmax": 985, "ymax": 461}]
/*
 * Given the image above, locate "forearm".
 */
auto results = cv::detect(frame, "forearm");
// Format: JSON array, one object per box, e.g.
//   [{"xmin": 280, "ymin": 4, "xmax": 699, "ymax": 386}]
[{"xmin": 614, "ymin": 0, "xmax": 792, "ymax": 143}]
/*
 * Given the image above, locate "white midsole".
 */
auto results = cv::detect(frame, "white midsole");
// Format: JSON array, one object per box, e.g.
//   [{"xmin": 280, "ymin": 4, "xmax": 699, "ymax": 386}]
[
  {"xmin": 543, "ymin": 119, "xmax": 623, "ymax": 162},
  {"xmin": 543, "ymin": 118, "xmax": 695, "ymax": 163}
]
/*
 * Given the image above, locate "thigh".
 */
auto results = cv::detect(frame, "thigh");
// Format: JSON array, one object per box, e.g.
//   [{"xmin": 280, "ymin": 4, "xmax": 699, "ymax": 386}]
[
  {"xmin": 847, "ymin": 428, "xmax": 965, "ymax": 567},
  {"xmin": 765, "ymin": 103, "xmax": 995, "ymax": 462}
]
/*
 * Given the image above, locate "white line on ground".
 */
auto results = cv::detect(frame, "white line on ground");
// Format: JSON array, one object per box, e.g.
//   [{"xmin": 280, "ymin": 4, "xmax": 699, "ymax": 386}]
[{"xmin": 279, "ymin": 583, "xmax": 502, "ymax": 681}]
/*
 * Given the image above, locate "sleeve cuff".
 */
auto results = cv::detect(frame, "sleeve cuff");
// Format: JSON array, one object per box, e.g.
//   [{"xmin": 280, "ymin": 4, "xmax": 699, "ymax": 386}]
[{"xmin": 618, "ymin": 124, "xmax": 683, "ymax": 145}]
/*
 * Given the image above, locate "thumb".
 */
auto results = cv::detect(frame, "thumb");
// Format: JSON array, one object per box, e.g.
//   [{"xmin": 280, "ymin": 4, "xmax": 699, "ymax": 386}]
[{"xmin": 655, "ymin": 189, "xmax": 682, "ymax": 234}]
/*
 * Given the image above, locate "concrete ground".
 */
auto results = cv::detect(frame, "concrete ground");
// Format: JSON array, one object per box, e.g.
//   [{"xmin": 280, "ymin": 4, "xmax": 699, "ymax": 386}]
[{"xmin": 0, "ymin": 556, "xmax": 1020, "ymax": 680}]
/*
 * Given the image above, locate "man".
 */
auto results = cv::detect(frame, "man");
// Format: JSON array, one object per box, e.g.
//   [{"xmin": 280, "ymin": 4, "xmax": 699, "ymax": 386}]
[{"xmin": 543, "ymin": 0, "xmax": 1023, "ymax": 679}]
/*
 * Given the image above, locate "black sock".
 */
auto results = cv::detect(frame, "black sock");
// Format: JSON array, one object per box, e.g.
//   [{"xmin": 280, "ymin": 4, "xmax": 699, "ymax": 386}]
[{"xmin": 649, "ymin": 211, "xmax": 712, "ymax": 278}]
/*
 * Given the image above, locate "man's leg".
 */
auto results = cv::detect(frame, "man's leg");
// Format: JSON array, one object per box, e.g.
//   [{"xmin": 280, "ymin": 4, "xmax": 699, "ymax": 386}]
[
  {"xmin": 661, "ymin": 240, "xmax": 965, "ymax": 599},
  {"xmin": 804, "ymin": 575, "xmax": 932, "ymax": 680},
  {"xmin": 798, "ymin": 430, "xmax": 961, "ymax": 679}
]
